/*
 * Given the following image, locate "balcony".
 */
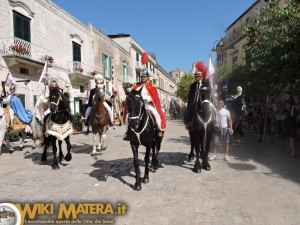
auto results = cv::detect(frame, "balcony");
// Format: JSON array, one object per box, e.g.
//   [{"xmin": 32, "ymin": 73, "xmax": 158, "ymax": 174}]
[
  {"xmin": 0, "ymin": 37, "xmax": 51, "ymax": 67},
  {"xmin": 68, "ymin": 61, "xmax": 95, "ymax": 84},
  {"xmin": 135, "ymin": 61, "xmax": 143, "ymax": 71}
]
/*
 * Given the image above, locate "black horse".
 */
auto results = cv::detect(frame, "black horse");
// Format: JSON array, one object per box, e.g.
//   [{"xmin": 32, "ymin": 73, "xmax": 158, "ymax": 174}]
[
  {"xmin": 187, "ymin": 98, "xmax": 215, "ymax": 173},
  {"xmin": 126, "ymin": 87, "xmax": 164, "ymax": 191},
  {"xmin": 41, "ymin": 87, "xmax": 73, "ymax": 170}
]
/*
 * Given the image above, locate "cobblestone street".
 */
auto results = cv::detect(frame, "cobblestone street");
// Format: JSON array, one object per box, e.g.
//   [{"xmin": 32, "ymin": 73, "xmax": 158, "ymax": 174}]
[{"xmin": 0, "ymin": 119, "xmax": 299, "ymax": 225}]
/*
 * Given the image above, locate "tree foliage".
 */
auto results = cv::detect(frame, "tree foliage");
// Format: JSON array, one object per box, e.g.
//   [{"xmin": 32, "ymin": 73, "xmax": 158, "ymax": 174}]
[
  {"xmin": 244, "ymin": 0, "xmax": 300, "ymax": 97},
  {"xmin": 176, "ymin": 73, "xmax": 194, "ymax": 102}
]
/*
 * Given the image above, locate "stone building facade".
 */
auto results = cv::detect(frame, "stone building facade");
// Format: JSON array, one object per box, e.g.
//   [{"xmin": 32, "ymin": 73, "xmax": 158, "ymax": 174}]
[{"xmin": 0, "ymin": 0, "xmax": 176, "ymax": 117}]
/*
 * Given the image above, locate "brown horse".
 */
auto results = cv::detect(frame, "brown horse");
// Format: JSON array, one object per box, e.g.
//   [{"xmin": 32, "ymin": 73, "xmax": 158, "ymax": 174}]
[{"xmin": 90, "ymin": 85, "xmax": 109, "ymax": 155}]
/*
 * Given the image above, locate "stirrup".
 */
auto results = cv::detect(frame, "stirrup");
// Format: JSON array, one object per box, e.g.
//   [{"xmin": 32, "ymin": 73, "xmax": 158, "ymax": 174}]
[
  {"xmin": 158, "ymin": 131, "xmax": 163, "ymax": 137},
  {"xmin": 123, "ymin": 132, "xmax": 130, "ymax": 141}
]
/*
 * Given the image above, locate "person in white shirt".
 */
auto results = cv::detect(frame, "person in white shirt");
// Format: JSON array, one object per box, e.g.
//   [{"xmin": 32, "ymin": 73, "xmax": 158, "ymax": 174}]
[{"xmin": 209, "ymin": 100, "xmax": 234, "ymax": 162}]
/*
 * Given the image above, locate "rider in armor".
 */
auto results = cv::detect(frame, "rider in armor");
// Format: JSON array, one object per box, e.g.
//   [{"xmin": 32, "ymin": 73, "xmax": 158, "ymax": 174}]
[
  {"xmin": 82, "ymin": 74, "xmax": 115, "ymax": 128},
  {"xmin": 123, "ymin": 68, "xmax": 166, "ymax": 140},
  {"xmin": 184, "ymin": 62, "xmax": 211, "ymax": 130}
]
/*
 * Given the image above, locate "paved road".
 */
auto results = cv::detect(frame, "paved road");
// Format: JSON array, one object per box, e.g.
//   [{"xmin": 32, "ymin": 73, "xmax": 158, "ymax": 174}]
[{"xmin": 0, "ymin": 119, "xmax": 299, "ymax": 225}]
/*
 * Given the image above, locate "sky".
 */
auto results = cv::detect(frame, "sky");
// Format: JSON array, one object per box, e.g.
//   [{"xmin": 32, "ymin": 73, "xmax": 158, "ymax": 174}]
[{"xmin": 52, "ymin": 0, "xmax": 256, "ymax": 73}]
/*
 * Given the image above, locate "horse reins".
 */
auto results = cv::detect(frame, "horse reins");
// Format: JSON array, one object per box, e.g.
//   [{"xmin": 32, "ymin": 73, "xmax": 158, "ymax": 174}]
[{"xmin": 128, "ymin": 96, "xmax": 149, "ymax": 145}]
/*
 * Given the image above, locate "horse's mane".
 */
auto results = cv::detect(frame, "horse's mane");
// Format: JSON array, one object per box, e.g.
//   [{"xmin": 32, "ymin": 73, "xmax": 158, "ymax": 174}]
[
  {"xmin": 34, "ymin": 95, "xmax": 49, "ymax": 121},
  {"xmin": 62, "ymin": 92, "xmax": 71, "ymax": 113}
]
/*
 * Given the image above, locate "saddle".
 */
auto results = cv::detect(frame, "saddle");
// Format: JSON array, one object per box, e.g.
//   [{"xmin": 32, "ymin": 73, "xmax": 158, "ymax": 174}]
[
  {"xmin": 146, "ymin": 110, "xmax": 163, "ymax": 137},
  {"xmin": 4, "ymin": 107, "xmax": 26, "ymax": 130}
]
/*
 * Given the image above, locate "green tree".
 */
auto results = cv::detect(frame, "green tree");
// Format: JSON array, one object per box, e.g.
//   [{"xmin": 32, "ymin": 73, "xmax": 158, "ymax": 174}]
[
  {"xmin": 176, "ymin": 73, "xmax": 194, "ymax": 102},
  {"xmin": 244, "ymin": 0, "xmax": 300, "ymax": 97}
]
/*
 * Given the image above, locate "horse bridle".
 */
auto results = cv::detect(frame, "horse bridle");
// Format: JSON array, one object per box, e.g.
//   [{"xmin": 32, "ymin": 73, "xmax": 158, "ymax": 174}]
[
  {"xmin": 128, "ymin": 94, "xmax": 149, "ymax": 144},
  {"xmin": 50, "ymin": 93, "xmax": 63, "ymax": 113},
  {"xmin": 93, "ymin": 86, "xmax": 107, "ymax": 121},
  {"xmin": 196, "ymin": 99, "xmax": 216, "ymax": 139}
]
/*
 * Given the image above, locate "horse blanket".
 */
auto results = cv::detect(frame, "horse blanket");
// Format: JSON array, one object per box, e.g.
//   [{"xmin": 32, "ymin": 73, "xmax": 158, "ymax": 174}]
[{"xmin": 10, "ymin": 95, "xmax": 33, "ymax": 124}]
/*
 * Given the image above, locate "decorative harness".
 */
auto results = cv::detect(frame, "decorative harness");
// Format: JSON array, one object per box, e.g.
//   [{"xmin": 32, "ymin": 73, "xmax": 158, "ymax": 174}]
[
  {"xmin": 93, "ymin": 86, "xmax": 108, "ymax": 122},
  {"xmin": 128, "ymin": 95, "xmax": 150, "ymax": 145},
  {"xmin": 194, "ymin": 81, "xmax": 216, "ymax": 139}
]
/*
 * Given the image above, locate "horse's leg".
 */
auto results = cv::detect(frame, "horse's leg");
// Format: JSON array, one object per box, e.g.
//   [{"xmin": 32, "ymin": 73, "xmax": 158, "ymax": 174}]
[
  {"xmin": 91, "ymin": 133, "xmax": 97, "ymax": 155},
  {"xmin": 202, "ymin": 135, "xmax": 211, "ymax": 171},
  {"xmin": 131, "ymin": 144, "xmax": 141, "ymax": 191},
  {"xmin": 51, "ymin": 137, "xmax": 59, "ymax": 170},
  {"xmin": 100, "ymin": 133, "xmax": 107, "ymax": 150},
  {"xmin": 97, "ymin": 132, "xmax": 102, "ymax": 151},
  {"xmin": 142, "ymin": 146, "xmax": 151, "ymax": 183},
  {"xmin": 41, "ymin": 136, "xmax": 50, "ymax": 162},
  {"xmin": 85, "ymin": 119, "xmax": 90, "ymax": 135},
  {"xmin": 188, "ymin": 132, "xmax": 195, "ymax": 162},
  {"xmin": 151, "ymin": 134, "xmax": 163, "ymax": 171},
  {"xmin": 58, "ymin": 140, "xmax": 64, "ymax": 162},
  {"xmin": 64, "ymin": 135, "xmax": 72, "ymax": 161},
  {"xmin": 19, "ymin": 129, "xmax": 26, "ymax": 150},
  {"xmin": 193, "ymin": 135, "xmax": 201, "ymax": 173}
]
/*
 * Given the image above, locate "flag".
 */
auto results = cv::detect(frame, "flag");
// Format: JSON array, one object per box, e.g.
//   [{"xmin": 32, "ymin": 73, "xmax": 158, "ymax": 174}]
[
  {"xmin": 192, "ymin": 62, "xmax": 196, "ymax": 74},
  {"xmin": 207, "ymin": 54, "xmax": 215, "ymax": 97},
  {"xmin": 38, "ymin": 60, "xmax": 49, "ymax": 84},
  {"xmin": 5, "ymin": 73, "xmax": 15, "ymax": 86}
]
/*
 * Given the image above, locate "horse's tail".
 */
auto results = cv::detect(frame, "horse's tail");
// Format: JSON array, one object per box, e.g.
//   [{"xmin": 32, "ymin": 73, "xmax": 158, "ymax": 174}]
[{"xmin": 39, "ymin": 136, "xmax": 52, "ymax": 150}]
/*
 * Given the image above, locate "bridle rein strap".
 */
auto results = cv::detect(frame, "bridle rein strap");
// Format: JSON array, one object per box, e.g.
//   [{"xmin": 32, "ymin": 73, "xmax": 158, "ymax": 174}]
[
  {"xmin": 128, "ymin": 95, "xmax": 149, "ymax": 144},
  {"xmin": 196, "ymin": 100, "xmax": 216, "ymax": 140}
]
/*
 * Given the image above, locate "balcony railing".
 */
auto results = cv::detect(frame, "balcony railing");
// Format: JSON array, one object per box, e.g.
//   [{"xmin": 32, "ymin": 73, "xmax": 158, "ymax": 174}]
[
  {"xmin": 68, "ymin": 61, "xmax": 95, "ymax": 77},
  {"xmin": 0, "ymin": 37, "xmax": 51, "ymax": 63},
  {"xmin": 135, "ymin": 61, "xmax": 143, "ymax": 70}
]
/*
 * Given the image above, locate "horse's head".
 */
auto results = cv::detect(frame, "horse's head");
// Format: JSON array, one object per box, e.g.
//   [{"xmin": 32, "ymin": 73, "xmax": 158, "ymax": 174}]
[
  {"xmin": 126, "ymin": 88, "xmax": 145, "ymax": 130},
  {"xmin": 49, "ymin": 87, "xmax": 63, "ymax": 114},
  {"xmin": 94, "ymin": 84, "xmax": 106, "ymax": 102}
]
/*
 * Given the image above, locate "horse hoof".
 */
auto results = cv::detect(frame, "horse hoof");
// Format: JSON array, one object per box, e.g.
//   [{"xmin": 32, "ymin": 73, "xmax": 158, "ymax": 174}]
[
  {"xmin": 193, "ymin": 167, "xmax": 201, "ymax": 173},
  {"xmin": 9, "ymin": 150, "xmax": 13, "ymax": 154},
  {"xmin": 203, "ymin": 164, "xmax": 211, "ymax": 171},
  {"xmin": 101, "ymin": 145, "xmax": 107, "ymax": 150},
  {"xmin": 65, "ymin": 153, "xmax": 72, "ymax": 161},
  {"xmin": 52, "ymin": 165, "xmax": 60, "ymax": 170},
  {"xmin": 134, "ymin": 185, "xmax": 142, "ymax": 191},
  {"xmin": 142, "ymin": 177, "xmax": 149, "ymax": 183}
]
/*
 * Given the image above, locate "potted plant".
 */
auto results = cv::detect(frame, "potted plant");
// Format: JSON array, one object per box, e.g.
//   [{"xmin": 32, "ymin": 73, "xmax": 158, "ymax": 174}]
[
  {"xmin": 72, "ymin": 113, "xmax": 83, "ymax": 131},
  {"xmin": 9, "ymin": 44, "xmax": 30, "ymax": 55},
  {"xmin": 41, "ymin": 55, "xmax": 54, "ymax": 64},
  {"xmin": 74, "ymin": 66, "xmax": 84, "ymax": 73},
  {"xmin": 90, "ymin": 71, "xmax": 97, "ymax": 76}
]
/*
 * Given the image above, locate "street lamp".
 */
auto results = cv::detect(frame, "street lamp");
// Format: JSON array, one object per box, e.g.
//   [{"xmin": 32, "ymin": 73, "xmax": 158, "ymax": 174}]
[{"xmin": 211, "ymin": 39, "xmax": 224, "ymax": 62}]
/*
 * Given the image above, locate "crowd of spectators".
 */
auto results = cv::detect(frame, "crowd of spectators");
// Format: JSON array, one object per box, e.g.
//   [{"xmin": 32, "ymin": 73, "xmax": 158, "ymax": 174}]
[{"xmin": 243, "ymin": 98, "xmax": 299, "ymax": 157}]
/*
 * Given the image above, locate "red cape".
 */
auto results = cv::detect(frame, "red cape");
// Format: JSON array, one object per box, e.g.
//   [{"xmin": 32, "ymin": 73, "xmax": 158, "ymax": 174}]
[{"xmin": 133, "ymin": 81, "xmax": 166, "ymax": 130}]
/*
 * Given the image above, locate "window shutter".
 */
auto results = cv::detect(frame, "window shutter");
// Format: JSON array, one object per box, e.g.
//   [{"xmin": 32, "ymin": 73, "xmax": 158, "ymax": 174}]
[
  {"xmin": 102, "ymin": 53, "xmax": 106, "ymax": 77},
  {"xmin": 13, "ymin": 11, "xmax": 31, "ymax": 42},
  {"xmin": 22, "ymin": 18, "xmax": 31, "ymax": 42},
  {"xmin": 108, "ymin": 57, "xmax": 112, "ymax": 79},
  {"xmin": 72, "ymin": 42, "xmax": 81, "ymax": 62},
  {"xmin": 19, "ymin": 94, "xmax": 25, "ymax": 107}
]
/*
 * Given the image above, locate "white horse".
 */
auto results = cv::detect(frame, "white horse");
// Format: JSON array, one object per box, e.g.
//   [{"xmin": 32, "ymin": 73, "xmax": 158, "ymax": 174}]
[
  {"xmin": 0, "ymin": 94, "xmax": 46, "ymax": 153},
  {"xmin": 0, "ymin": 106, "xmax": 13, "ymax": 155},
  {"xmin": 18, "ymin": 94, "xmax": 47, "ymax": 150}
]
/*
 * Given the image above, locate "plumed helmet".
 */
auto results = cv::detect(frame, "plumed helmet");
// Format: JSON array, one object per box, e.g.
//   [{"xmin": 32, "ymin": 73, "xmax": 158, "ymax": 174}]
[
  {"xmin": 94, "ymin": 74, "xmax": 104, "ymax": 84},
  {"xmin": 194, "ymin": 61, "xmax": 207, "ymax": 78},
  {"xmin": 140, "ymin": 68, "xmax": 149, "ymax": 77},
  {"xmin": 49, "ymin": 77, "xmax": 59, "ymax": 88}
]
